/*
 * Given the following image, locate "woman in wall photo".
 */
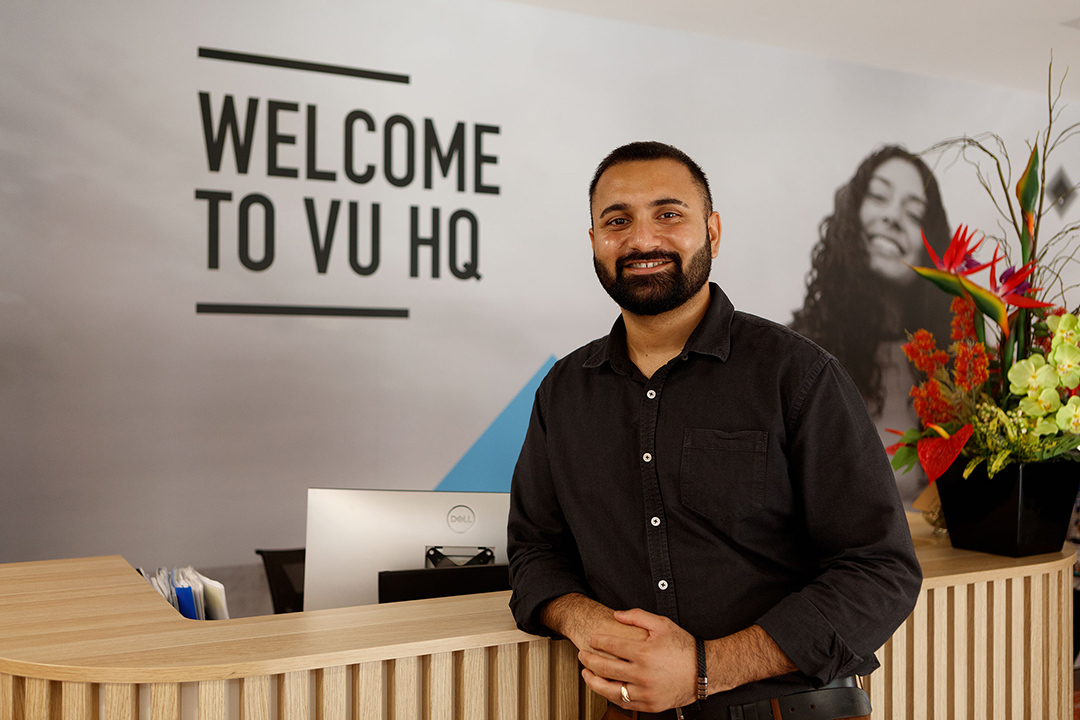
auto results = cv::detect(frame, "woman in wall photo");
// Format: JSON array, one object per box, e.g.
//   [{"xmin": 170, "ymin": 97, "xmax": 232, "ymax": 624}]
[{"xmin": 791, "ymin": 145, "xmax": 953, "ymax": 505}]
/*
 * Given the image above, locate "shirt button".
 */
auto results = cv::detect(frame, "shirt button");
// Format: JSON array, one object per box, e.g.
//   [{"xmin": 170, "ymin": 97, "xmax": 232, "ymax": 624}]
[
  {"xmin": 651, "ymin": 517, "xmax": 661, "ymax": 527},
  {"xmin": 643, "ymin": 453, "xmax": 652, "ymax": 463},
  {"xmin": 646, "ymin": 390, "xmax": 656, "ymax": 399},
  {"xmin": 658, "ymin": 580, "xmax": 669, "ymax": 590}
]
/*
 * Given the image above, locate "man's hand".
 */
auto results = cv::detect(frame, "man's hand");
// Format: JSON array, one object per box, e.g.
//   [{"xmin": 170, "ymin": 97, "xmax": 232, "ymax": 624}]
[
  {"xmin": 579, "ymin": 611, "xmax": 800, "ymax": 713},
  {"xmin": 539, "ymin": 593, "xmax": 648, "ymax": 658},
  {"xmin": 542, "ymin": 595, "xmax": 799, "ymax": 713},
  {"xmin": 579, "ymin": 608, "xmax": 697, "ymax": 712}
]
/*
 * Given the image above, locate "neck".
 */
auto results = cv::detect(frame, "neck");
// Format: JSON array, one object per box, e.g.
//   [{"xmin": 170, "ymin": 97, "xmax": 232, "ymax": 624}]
[{"xmin": 622, "ymin": 285, "xmax": 711, "ymax": 379}]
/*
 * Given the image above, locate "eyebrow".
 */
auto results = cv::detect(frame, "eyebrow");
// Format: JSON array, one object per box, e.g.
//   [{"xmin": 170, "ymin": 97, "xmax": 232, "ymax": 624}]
[
  {"xmin": 869, "ymin": 176, "xmax": 927, "ymax": 205},
  {"xmin": 598, "ymin": 197, "xmax": 690, "ymax": 220}
]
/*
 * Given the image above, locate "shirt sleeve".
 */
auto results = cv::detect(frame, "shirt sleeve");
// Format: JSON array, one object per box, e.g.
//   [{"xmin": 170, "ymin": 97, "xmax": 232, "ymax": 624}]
[
  {"xmin": 506, "ymin": 382, "xmax": 594, "ymax": 636},
  {"xmin": 755, "ymin": 356, "xmax": 922, "ymax": 684}
]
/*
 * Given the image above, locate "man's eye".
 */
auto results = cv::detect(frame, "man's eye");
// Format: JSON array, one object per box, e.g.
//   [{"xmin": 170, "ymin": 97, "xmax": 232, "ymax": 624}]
[{"xmin": 608, "ymin": 217, "xmax": 629, "ymax": 226}]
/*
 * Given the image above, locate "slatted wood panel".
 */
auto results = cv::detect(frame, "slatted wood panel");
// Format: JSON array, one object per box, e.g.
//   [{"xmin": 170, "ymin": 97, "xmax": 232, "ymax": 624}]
[
  {"xmin": 197, "ymin": 681, "xmax": 225, "ymax": 720},
  {"xmin": 238, "ymin": 677, "xmax": 268, "ymax": 720},
  {"xmin": 491, "ymin": 643, "xmax": 518, "ymax": 717},
  {"xmin": 25, "ymin": 678, "xmax": 50, "ymax": 720},
  {"xmin": 862, "ymin": 565, "xmax": 1074, "ymax": 719},
  {"xmin": 4, "ymin": 593, "xmax": 1075, "ymax": 720},
  {"xmin": 0, "ymin": 642, "xmax": 601, "ymax": 720},
  {"xmin": 1, "ymin": 537, "xmax": 1074, "ymax": 720},
  {"xmin": 150, "ymin": 684, "xmax": 179, "ymax": 720},
  {"xmin": 457, "ymin": 648, "xmax": 484, "ymax": 719},
  {"xmin": 278, "ymin": 672, "xmax": 308, "ymax": 720},
  {"xmin": 352, "ymin": 662, "xmax": 381, "ymax": 720},
  {"xmin": 315, "ymin": 667, "xmax": 345, "ymax": 720},
  {"xmin": 424, "ymin": 654, "xmax": 452, "ymax": 720},
  {"xmin": 520, "ymin": 640, "xmax": 548, "ymax": 720},
  {"xmin": 61, "ymin": 682, "xmax": 96, "ymax": 720}
]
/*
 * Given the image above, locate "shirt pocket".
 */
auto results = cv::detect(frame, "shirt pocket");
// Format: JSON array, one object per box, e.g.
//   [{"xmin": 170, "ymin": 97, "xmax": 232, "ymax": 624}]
[{"xmin": 679, "ymin": 429, "xmax": 768, "ymax": 525}]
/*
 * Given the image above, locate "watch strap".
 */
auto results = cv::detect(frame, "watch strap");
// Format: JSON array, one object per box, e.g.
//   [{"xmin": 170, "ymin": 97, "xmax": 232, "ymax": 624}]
[{"xmin": 695, "ymin": 636, "xmax": 707, "ymax": 701}]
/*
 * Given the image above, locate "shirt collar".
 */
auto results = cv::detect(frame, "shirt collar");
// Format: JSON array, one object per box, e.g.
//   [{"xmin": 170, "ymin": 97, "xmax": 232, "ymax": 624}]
[{"xmin": 583, "ymin": 283, "xmax": 734, "ymax": 370}]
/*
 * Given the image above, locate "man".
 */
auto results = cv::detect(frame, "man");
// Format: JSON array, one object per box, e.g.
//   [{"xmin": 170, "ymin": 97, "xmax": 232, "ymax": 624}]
[{"xmin": 507, "ymin": 141, "xmax": 921, "ymax": 719}]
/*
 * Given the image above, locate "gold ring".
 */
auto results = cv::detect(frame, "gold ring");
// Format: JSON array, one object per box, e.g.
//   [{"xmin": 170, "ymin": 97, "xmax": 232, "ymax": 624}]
[{"xmin": 621, "ymin": 684, "xmax": 631, "ymax": 703}]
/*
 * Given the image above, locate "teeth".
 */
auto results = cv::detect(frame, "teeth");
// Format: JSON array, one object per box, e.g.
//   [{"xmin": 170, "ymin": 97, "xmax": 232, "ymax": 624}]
[{"xmin": 630, "ymin": 261, "xmax": 666, "ymax": 269}]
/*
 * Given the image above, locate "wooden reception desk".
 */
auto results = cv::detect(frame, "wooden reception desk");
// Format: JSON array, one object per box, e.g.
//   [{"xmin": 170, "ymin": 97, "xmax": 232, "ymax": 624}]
[{"xmin": 0, "ymin": 514, "xmax": 1074, "ymax": 720}]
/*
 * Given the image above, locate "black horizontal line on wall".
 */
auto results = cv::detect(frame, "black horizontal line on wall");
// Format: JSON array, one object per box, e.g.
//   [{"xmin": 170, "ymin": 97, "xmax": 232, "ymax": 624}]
[
  {"xmin": 196, "ymin": 303, "xmax": 409, "ymax": 318},
  {"xmin": 197, "ymin": 47, "xmax": 410, "ymax": 84}
]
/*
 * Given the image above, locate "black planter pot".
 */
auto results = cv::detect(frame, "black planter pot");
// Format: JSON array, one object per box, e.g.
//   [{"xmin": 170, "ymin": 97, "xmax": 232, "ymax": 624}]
[{"xmin": 935, "ymin": 459, "xmax": 1080, "ymax": 557}]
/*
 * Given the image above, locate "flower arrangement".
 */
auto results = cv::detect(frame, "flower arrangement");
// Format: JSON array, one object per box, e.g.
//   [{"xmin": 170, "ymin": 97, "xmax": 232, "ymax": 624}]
[{"xmin": 888, "ymin": 70, "xmax": 1080, "ymax": 483}]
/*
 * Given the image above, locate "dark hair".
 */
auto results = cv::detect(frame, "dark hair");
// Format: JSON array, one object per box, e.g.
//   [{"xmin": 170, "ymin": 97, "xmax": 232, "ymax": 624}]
[
  {"xmin": 790, "ymin": 145, "xmax": 953, "ymax": 417},
  {"xmin": 588, "ymin": 141, "xmax": 713, "ymax": 221}
]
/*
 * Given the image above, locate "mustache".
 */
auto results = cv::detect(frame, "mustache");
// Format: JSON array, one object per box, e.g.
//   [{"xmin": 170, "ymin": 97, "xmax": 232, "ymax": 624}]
[{"xmin": 616, "ymin": 250, "xmax": 680, "ymax": 270}]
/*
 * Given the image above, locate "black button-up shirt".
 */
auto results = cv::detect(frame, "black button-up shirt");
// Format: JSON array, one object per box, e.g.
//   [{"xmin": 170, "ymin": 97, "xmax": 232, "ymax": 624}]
[{"xmin": 507, "ymin": 284, "xmax": 921, "ymax": 709}]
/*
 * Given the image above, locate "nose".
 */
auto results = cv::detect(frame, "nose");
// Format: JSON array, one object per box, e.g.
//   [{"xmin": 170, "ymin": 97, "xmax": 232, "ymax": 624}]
[
  {"xmin": 626, "ymin": 220, "xmax": 662, "ymax": 252},
  {"xmin": 879, "ymin": 198, "xmax": 903, "ymax": 229}
]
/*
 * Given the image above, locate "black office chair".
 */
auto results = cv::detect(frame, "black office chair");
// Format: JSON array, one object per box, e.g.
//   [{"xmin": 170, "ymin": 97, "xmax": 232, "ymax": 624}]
[{"xmin": 255, "ymin": 548, "xmax": 305, "ymax": 614}]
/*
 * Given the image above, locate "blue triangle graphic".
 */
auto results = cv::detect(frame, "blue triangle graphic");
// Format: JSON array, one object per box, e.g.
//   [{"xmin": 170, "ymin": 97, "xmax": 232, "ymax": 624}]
[{"xmin": 436, "ymin": 356, "xmax": 557, "ymax": 492}]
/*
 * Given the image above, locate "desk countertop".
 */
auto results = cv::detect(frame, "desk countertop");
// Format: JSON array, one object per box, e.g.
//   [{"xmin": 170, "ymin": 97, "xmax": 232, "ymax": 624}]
[{"xmin": 1, "ymin": 512, "xmax": 1073, "ymax": 683}]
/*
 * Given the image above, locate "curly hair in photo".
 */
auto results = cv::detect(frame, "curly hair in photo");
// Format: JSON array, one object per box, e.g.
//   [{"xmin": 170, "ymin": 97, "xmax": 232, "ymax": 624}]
[{"xmin": 790, "ymin": 146, "xmax": 953, "ymax": 417}]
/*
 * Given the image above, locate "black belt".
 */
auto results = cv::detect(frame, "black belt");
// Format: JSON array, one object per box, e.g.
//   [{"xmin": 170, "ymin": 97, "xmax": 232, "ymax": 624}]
[{"xmin": 605, "ymin": 676, "xmax": 870, "ymax": 720}]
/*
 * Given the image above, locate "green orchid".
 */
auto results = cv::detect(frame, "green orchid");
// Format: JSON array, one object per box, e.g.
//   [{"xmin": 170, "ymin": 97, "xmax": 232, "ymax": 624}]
[
  {"xmin": 1049, "ymin": 343, "xmax": 1080, "ymax": 389},
  {"xmin": 1049, "ymin": 313, "xmax": 1079, "ymax": 350},
  {"xmin": 1019, "ymin": 387, "xmax": 1062, "ymax": 417},
  {"xmin": 1057, "ymin": 396, "xmax": 1080, "ymax": 435},
  {"xmin": 1034, "ymin": 417, "xmax": 1060, "ymax": 436},
  {"xmin": 1007, "ymin": 354, "xmax": 1057, "ymax": 395}
]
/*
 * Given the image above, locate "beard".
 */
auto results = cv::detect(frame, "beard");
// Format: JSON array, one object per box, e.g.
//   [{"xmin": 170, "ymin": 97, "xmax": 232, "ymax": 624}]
[{"xmin": 593, "ymin": 234, "xmax": 713, "ymax": 316}]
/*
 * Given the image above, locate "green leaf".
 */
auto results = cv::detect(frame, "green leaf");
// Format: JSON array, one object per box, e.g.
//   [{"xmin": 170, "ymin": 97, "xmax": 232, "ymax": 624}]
[
  {"xmin": 1016, "ymin": 146, "xmax": 1040, "ymax": 215},
  {"xmin": 1036, "ymin": 433, "xmax": 1080, "ymax": 461},
  {"xmin": 962, "ymin": 456, "xmax": 984, "ymax": 479},
  {"xmin": 911, "ymin": 266, "xmax": 1010, "ymax": 335},
  {"xmin": 988, "ymin": 449, "xmax": 1012, "ymax": 477},
  {"xmin": 898, "ymin": 428, "xmax": 926, "ymax": 445},
  {"xmin": 891, "ymin": 445, "xmax": 920, "ymax": 474},
  {"xmin": 958, "ymin": 276, "xmax": 1010, "ymax": 335},
  {"xmin": 912, "ymin": 266, "xmax": 968, "ymax": 298}
]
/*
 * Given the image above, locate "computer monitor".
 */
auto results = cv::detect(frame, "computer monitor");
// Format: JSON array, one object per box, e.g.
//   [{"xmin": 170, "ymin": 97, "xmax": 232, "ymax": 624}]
[{"xmin": 303, "ymin": 488, "xmax": 511, "ymax": 610}]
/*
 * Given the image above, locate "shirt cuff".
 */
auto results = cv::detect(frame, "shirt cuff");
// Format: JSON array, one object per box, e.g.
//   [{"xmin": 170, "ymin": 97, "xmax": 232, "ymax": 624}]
[
  {"xmin": 756, "ymin": 593, "xmax": 868, "ymax": 684},
  {"xmin": 509, "ymin": 565, "xmax": 593, "ymax": 637}
]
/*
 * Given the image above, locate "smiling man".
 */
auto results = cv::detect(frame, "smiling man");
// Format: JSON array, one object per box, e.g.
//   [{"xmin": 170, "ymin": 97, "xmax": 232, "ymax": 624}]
[{"xmin": 507, "ymin": 142, "xmax": 921, "ymax": 720}]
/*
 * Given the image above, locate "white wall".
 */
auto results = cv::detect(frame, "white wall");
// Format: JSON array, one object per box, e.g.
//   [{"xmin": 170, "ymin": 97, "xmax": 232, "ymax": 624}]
[{"xmin": 1, "ymin": 0, "xmax": 1076, "ymax": 569}]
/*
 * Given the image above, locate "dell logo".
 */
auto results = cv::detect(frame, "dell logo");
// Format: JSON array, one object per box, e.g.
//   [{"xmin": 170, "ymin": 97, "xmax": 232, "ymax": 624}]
[{"xmin": 447, "ymin": 505, "xmax": 476, "ymax": 533}]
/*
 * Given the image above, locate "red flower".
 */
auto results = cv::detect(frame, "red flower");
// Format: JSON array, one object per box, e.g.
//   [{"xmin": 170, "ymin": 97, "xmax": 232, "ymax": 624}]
[
  {"xmin": 953, "ymin": 342, "xmax": 989, "ymax": 391},
  {"xmin": 911, "ymin": 379, "xmax": 955, "ymax": 426},
  {"xmin": 917, "ymin": 424, "xmax": 974, "ymax": 483},
  {"xmin": 949, "ymin": 297, "xmax": 977, "ymax": 341},
  {"xmin": 987, "ymin": 259, "xmax": 1054, "ymax": 311},
  {"xmin": 903, "ymin": 329, "xmax": 949, "ymax": 376},
  {"xmin": 923, "ymin": 225, "xmax": 994, "ymax": 275}
]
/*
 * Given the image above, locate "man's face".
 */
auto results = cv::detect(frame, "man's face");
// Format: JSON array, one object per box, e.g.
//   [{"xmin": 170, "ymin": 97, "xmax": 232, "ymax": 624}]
[{"xmin": 589, "ymin": 159, "xmax": 721, "ymax": 316}]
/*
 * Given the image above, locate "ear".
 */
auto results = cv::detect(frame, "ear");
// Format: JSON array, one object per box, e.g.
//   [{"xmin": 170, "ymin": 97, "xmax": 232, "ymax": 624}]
[
  {"xmin": 588, "ymin": 226, "xmax": 596, "ymax": 251},
  {"xmin": 708, "ymin": 211, "xmax": 722, "ymax": 258}
]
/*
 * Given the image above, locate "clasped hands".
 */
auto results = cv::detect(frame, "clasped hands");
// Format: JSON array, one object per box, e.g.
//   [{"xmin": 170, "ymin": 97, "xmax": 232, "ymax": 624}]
[{"xmin": 578, "ymin": 608, "xmax": 698, "ymax": 713}]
